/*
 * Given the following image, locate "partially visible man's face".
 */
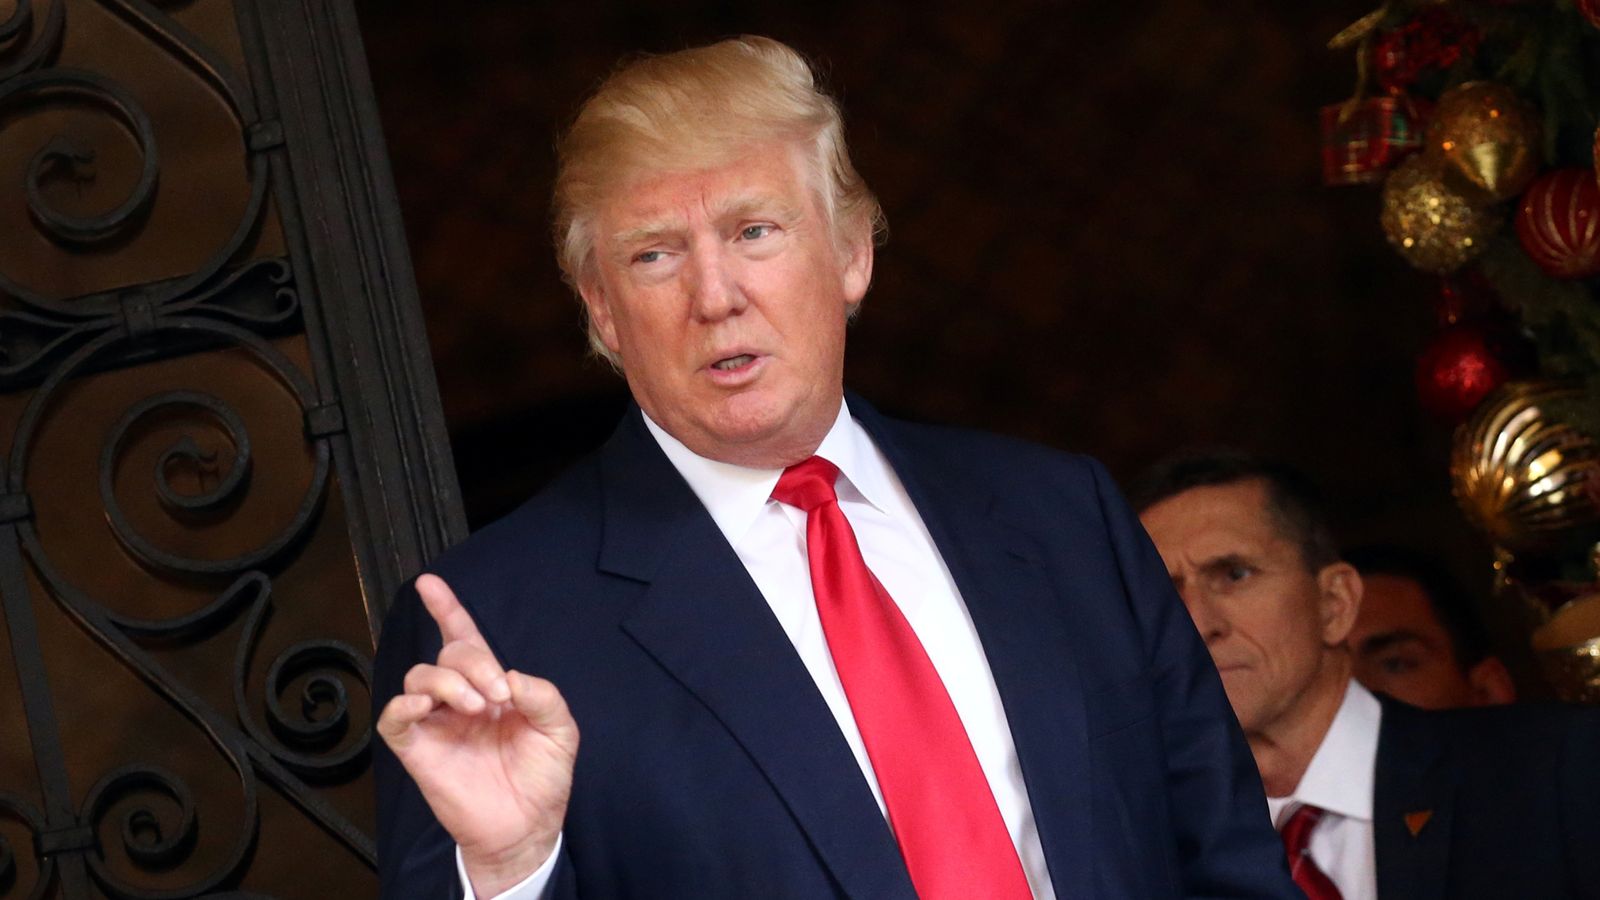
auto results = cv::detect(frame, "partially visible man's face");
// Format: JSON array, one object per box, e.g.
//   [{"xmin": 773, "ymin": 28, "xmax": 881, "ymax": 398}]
[
  {"xmin": 1348, "ymin": 573, "xmax": 1480, "ymax": 709},
  {"xmin": 578, "ymin": 141, "xmax": 871, "ymax": 468},
  {"xmin": 1139, "ymin": 480, "xmax": 1346, "ymax": 736}
]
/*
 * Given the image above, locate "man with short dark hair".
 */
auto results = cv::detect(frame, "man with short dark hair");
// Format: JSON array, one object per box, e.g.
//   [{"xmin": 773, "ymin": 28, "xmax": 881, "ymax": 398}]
[
  {"xmin": 1133, "ymin": 450, "xmax": 1600, "ymax": 900},
  {"xmin": 1343, "ymin": 545, "xmax": 1515, "ymax": 710}
]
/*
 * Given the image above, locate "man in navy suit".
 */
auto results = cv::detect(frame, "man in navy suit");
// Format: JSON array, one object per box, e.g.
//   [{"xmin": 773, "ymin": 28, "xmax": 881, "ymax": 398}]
[
  {"xmin": 373, "ymin": 36, "xmax": 1297, "ymax": 899},
  {"xmin": 1135, "ymin": 452, "xmax": 1600, "ymax": 899}
]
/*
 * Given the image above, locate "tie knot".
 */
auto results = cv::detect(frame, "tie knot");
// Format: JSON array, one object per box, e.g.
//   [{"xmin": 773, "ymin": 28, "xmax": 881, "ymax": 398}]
[
  {"xmin": 1281, "ymin": 803, "xmax": 1327, "ymax": 851},
  {"xmin": 772, "ymin": 456, "xmax": 841, "ymax": 512}
]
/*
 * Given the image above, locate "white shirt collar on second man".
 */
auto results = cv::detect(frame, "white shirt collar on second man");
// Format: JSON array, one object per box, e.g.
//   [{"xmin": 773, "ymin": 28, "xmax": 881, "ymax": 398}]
[{"xmin": 1267, "ymin": 678, "xmax": 1382, "ymax": 826}]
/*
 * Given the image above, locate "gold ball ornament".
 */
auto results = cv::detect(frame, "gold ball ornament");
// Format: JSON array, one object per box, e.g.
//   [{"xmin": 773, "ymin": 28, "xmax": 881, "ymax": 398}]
[
  {"xmin": 1380, "ymin": 153, "xmax": 1499, "ymax": 273},
  {"xmin": 1452, "ymin": 381, "xmax": 1600, "ymax": 556},
  {"xmin": 1529, "ymin": 547, "xmax": 1600, "ymax": 703},
  {"xmin": 1427, "ymin": 81, "xmax": 1542, "ymax": 201},
  {"xmin": 1531, "ymin": 582, "xmax": 1600, "ymax": 703}
]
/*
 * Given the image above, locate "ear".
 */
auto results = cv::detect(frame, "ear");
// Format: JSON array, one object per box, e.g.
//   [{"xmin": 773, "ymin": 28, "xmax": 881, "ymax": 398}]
[
  {"xmin": 577, "ymin": 276, "xmax": 622, "ymax": 356},
  {"xmin": 1316, "ymin": 562, "xmax": 1363, "ymax": 646},
  {"xmin": 1466, "ymin": 656, "xmax": 1517, "ymax": 706},
  {"xmin": 839, "ymin": 223, "xmax": 874, "ymax": 310}
]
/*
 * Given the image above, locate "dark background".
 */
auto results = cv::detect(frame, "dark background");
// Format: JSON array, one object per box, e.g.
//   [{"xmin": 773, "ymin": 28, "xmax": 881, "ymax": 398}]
[{"xmin": 353, "ymin": 1, "xmax": 1506, "ymax": 656}]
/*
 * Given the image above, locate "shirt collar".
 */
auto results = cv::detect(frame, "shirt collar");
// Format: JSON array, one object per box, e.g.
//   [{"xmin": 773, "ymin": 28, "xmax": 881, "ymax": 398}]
[
  {"xmin": 641, "ymin": 398, "xmax": 891, "ymax": 546},
  {"xmin": 1268, "ymin": 679, "xmax": 1382, "ymax": 825}
]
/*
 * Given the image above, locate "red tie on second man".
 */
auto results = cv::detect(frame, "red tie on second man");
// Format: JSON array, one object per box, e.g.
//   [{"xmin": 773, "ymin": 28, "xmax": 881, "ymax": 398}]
[
  {"xmin": 1281, "ymin": 804, "xmax": 1343, "ymax": 900},
  {"xmin": 771, "ymin": 456, "xmax": 1032, "ymax": 900}
]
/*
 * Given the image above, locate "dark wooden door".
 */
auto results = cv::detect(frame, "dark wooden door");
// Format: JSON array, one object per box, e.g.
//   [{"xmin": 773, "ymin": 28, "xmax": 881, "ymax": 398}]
[{"xmin": 0, "ymin": 0, "xmax": 462, "ymax": 896}]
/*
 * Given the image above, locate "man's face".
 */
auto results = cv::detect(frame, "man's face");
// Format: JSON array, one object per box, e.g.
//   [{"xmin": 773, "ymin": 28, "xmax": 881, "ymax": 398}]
[
  {"xmin": 1139, "ymin": 480, "xmax": 1350, "ymax": 736},
  {"xmin": 1347, "ymin": 573, "xmax": 1479, "ymax": 709},
  {"xmin": 578, "ymin": 141, "xmax": 872, "ymax": 468}
]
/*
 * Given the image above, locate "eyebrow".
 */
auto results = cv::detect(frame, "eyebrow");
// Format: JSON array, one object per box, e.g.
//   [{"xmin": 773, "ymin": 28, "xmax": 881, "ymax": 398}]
[
  {"xmin": 1355, "ymin": 630, "xmax": 1428, "ymax": 655},
  {"xmin": 609, "ymin": 193, "xmax": 803, "ymax": 250},
  {"xmin": 718, "ymin": 192, "xmax": 802, "ymax": 225},
  {"xmin": 610, "ymin": 220, "xmax": 679, "ymax": 250},
  {"xmin": 1166, "ymin": 553, "xmax": 1253, "ymax": 590}
]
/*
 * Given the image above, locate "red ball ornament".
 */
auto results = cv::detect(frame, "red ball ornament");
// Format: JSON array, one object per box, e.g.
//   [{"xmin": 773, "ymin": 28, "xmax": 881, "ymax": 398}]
[
  {"xmin": 1515, "ymin": 168, "xmax": 1600, "ymax": 279},
  {"xmin": 1416, "ymin": 323, "xmax": 1515, "ymax": 422},
  {"xmin": 1578, "ymin": 0, "xmax": 1600, "ymax": 30}
]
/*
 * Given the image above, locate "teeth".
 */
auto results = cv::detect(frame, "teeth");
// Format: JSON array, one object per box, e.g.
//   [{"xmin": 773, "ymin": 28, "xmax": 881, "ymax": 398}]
[{"xmin": 714, "ymin": 354, "xmax": 754, "ymax": 371}]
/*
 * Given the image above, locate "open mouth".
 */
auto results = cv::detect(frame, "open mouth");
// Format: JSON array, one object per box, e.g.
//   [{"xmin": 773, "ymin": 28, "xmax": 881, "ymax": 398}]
[{"xmin": 712, "ymin": 354, "xmax": 757, "ymax": 371}]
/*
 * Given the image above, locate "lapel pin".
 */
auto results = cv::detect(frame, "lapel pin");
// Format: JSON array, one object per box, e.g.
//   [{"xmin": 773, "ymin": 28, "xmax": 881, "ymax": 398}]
[{"xmin": 1403, "ymin": 810, "xmax": 1433, "ymax": 837}]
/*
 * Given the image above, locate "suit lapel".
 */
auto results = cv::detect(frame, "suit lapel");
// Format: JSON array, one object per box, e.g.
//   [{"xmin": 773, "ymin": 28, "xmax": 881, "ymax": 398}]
[
  {"xmin": 600, "ymin": 410, "xmax": 917, "ymax": 900},
  {"xmin": 851, "ymin": 398, "xmax": 1095, "ymax": 900},
  {"xmin": 1372, "ymin": 699, "xmax": 1456, "ymax": 900}
]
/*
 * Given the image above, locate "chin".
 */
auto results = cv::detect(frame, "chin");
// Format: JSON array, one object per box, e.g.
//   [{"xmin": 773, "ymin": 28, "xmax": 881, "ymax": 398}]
[{"xmin": 705, "ymin": 404, "xmax": 829, "ymax": 465}]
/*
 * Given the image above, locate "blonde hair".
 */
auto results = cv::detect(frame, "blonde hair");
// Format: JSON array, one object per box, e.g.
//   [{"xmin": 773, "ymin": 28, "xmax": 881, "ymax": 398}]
[{"xmin": 553, "ymin": 35, "xmax": 886, "ymax": 361}]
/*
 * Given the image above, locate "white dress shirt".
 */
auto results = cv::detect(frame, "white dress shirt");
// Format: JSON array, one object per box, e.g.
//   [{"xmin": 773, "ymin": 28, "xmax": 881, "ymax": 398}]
[
  {"xmin": 1266, "ymin": 679, "xmax": 1382, "ymax": 900},
  {"xmin": 461, "ymin": 399, "xmax": 1056, "ymax": 900}
]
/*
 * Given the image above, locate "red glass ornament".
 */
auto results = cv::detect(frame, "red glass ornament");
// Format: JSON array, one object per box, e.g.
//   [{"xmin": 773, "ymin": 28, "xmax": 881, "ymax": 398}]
[
  {"xmin": 1578, "ymin": 0, "xmax": 1600, "ymax": 30},
  {"xmin": 1320, "ymin": 96, "xmax": 1427, "ymax": 186},
  {"xmin": 1514, "ymin": 168, "xmax": 1600, "ymax": 280},
  {"xmin": 1416, "ymin": 323, "xmax": 1514, "ymax": 422}
]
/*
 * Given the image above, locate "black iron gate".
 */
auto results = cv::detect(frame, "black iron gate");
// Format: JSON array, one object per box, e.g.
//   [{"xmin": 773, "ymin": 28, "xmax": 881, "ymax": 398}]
[{"xmin": 0, "ymin": 0, "xmax": 463, "ymax": 896}]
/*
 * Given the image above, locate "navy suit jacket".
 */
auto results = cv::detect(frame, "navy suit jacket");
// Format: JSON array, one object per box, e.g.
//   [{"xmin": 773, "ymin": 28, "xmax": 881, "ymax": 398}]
[
  {"xmin": 373, "ymin": 397, "xmax": 1298, "ymax": 898},
  {"xmin": 1373, "ymin": 697, "xmax": 1600, "ymax": 899}
]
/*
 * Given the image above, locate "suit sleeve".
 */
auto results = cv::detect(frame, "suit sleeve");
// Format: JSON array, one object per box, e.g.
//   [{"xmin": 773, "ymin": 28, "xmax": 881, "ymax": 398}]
[
  {"xmin": 371, "ymin": 579, "xmax": 578, "ymax": 899},
  {"xmin": 1086, "ymin": 459, "xmax": 1299, "ymax": 899},
  {"xmin": 1557, "ymin": 705, "xmax": 1600, "ymax": 893}
]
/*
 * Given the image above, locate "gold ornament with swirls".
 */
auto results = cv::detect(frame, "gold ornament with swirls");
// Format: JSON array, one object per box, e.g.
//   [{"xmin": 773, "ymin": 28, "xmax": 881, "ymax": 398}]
[
  {"xmin": 1452, "ymin": 381, "xmax": 1600, "ymax": 556},
  {"xmin": 1428, "ymin": 81, "xmax": 1541, "ymax": 202},
  {"xmin": 1381, "ymin": 154, "xmax": 1499, "ymax": 273}
]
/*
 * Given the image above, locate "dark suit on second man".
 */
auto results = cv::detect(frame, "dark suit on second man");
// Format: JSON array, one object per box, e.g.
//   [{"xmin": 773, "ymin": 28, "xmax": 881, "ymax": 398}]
[{"xmin": 1373, "ymin": 697, "xmax": 1600, "ymax": 899}]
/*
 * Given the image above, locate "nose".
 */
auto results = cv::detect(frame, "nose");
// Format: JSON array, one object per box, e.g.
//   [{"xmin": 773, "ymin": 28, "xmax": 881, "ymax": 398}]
[
  {"xmin": 686, "ymin": 240, "xmax": 748, "ymax": 322},
  {"xmin": 1178, "ymin": 585, "xmax": 1228, "ymax": 645}
]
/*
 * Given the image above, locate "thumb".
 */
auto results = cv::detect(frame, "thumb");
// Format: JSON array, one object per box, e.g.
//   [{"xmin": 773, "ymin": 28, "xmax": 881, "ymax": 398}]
[{"xmin": 507, "ymin": 671, "xmax": 579, "ymax": 750}]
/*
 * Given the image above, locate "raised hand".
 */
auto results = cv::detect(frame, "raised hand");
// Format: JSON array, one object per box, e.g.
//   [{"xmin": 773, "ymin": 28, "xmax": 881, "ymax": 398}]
[{"xmin": 376, "ymin": 574, "xmax": 580, "ymax": 897}]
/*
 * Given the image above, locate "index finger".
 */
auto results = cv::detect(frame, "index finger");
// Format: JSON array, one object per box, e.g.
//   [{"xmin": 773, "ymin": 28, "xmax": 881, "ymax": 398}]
[{"xmin": 416, "ymin": 573, "xmax": 488, "ymax": 647}]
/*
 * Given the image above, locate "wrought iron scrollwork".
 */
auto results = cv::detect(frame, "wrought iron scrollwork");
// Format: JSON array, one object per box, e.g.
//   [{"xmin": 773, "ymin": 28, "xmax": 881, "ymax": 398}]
[
  {"xmin": 0, "ymin": 0, "xmax": 280, "ymax": 345},
  {"xmin": 0, "ymin": 0, "xmax": 384, "ymax": 890},
  {"xmin": 4, "ymin": 311, "xmax": 373, "ymax": 875},
  {"xmin": 29, "ymin": 316, "xmax": 334, "ymax": 578},
  {"xmin": 0, "ymin": 0, "xmax": 32, "ymax": 45},
  {"xmin": 0, "ymin": 792, "xmax": 49, "ymax": 900},
  {"xmin": 0, "ymin": 0, "xmax": 64, "ymax": 83},
  {"xmin": 244, "ymin": 628, "xmax": 372, "ymax": 783},
  {"xmin": 98, "ymin": 390, "xmax": 265, "ymax": 575},
  {"xmin": 166, "ymin": 259, "xmax": 301, "ymax": 330},
  {"xmin": 80, "ymin": 765, "xmax": 256, "ymax": 900},
  {"xmin": 10, "ymin": 69, "xmax": 162, "ymax": 246},
  {"xmin": 85, "ymin": 767, "xmax": 199, "ymax": 871}
]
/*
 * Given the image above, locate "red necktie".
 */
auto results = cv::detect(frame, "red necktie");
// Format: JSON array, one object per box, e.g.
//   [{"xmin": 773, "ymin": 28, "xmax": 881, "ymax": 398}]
[
  {"xmin": 1281, "ymin": 804, "xmax": 1343, "ymax": 900},
  {"xmin": 772, "ymin": 457, "xmax": 1032, "ymax": 900}
]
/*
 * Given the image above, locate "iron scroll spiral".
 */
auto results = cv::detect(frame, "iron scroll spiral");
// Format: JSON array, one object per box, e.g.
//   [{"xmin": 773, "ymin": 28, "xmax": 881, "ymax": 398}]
[{"xmin": 79, "ymin": 766, "xmax": 256, "ymax": 900}]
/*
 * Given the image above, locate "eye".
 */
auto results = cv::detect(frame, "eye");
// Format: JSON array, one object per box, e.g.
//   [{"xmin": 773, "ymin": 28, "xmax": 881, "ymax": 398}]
[
  {"xmin": 738, "ymin": 224, "xmax": 774, "ymax": 241},
  {"xmin": 1378, "ymin": 655, "xmax": 1420, "ymax": 675},
  {"xmin": 633, "ymin": 249, "xmax": 664, "ymax": 264},
  {"xmin": 1225, "ymin": 563, "xmax": 1253, "ymax": 583}
]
